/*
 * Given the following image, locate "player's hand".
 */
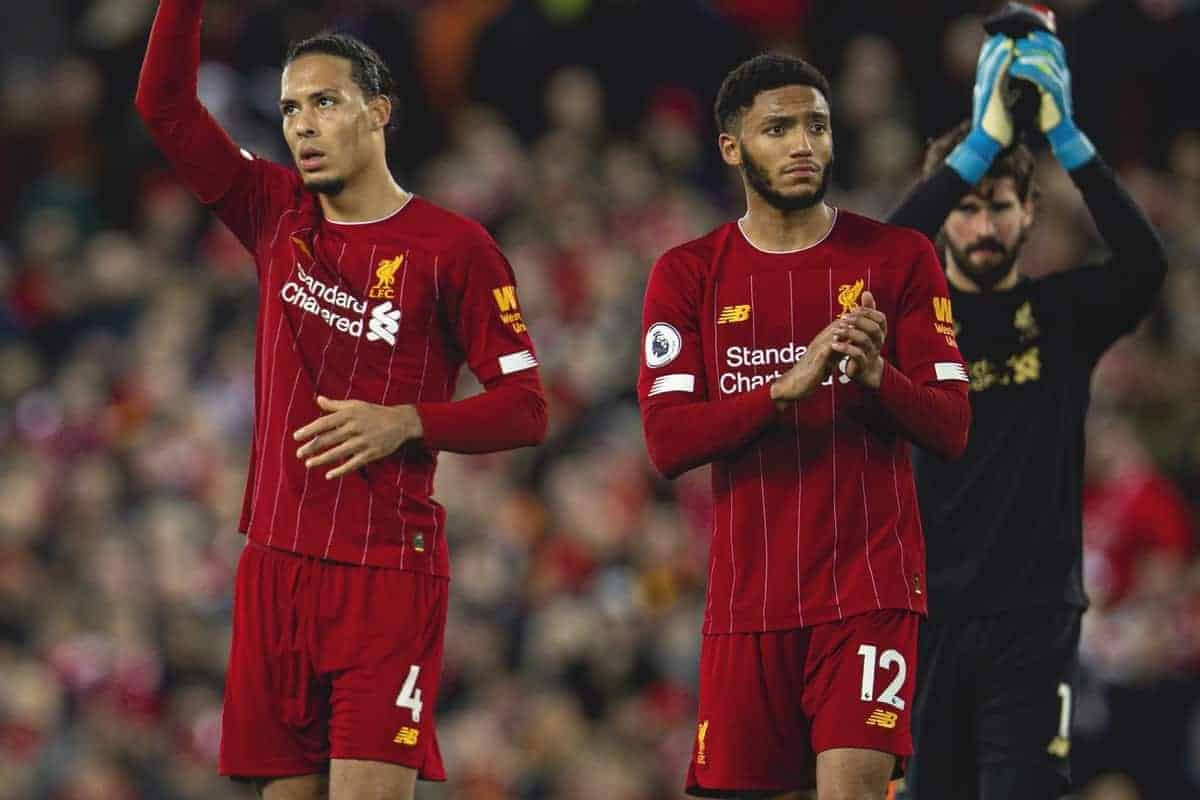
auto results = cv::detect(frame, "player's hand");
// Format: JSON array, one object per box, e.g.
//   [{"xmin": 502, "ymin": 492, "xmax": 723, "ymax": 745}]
[
  {"xmin": 293, "ymin": 396, "xmax": 423, "ymax": 479},
  {"xmin": 831, "ymin": 291, "xmax": 887, "ymax": 389},
  {"xmin": 947, "ymin": 33, "xmax": 1016, "ymax": 184},
  {"xmin": 1010, "ymin": 30, "xmax": 1096, "ymax": 170},
  {"xmin": 770, "ymin": 319, "xmax": 842, "ymax": 409}
]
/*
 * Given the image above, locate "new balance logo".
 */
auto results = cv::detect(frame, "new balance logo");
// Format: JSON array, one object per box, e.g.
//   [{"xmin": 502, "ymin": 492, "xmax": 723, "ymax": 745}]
[
  {"xmin": 717, "ymin": 304, "xmax": 751, "ymax": 324},
  {"xmin": 865, "ymin": 709, "xmax": 898, "ymax": 729},
  {"xmin": 393, "ymin": 727, "xmax": 419, "ymax": 746},
  {"xmin": 366, "ymin": 302, "xmax": 401, "ymax": 345}
]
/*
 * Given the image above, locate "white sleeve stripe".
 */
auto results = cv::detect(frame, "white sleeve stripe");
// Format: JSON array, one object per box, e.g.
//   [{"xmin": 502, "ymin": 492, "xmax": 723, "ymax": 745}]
[
  {"xmin": 934, "ymin": 361, "xmax": 969, "ymax": 382},
  {"xmin": 647, "ymin": 374, "xmax": 695, "ymax": 396},
  {"xmin": 498, "ymin": 350, "xmax": 538, "ymax": 375}
]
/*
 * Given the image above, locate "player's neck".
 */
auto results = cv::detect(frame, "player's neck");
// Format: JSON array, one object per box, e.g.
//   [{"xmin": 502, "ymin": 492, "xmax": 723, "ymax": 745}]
[
  {"xmin": 738, "ymin": 201, "xmax": 835, "ymax": 253},
  {"xmin": 318, "ymin": 168, "xmax": 410, "ymax": 224},
  {"xmin": 944, "ymin": 256, "xmax": 1021, "ymax": 293}
]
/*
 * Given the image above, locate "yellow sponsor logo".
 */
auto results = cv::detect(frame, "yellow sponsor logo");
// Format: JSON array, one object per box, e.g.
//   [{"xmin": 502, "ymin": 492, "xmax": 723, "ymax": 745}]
[
  {"xmin": 369, "ymin": 255, "xmax": 405, "ymax": 299},
  {"xmin": 838, "ymin": 279, "xmax": 864, "ymax": 317},
  {"xmin": 931, "ymin": 296, "xmax": 958, "ymax": 344},
  {"xmin": 492, "ymin": 285, "xmax": 519, "ymax": 313},
  {"xmin": 717, "ymin": 304, "xmax": 751, "ymax": 324},
  {"xmin": 492, "ymin": 285, "xmax": 527, "ymax": 333},
  {"xmin": 866, "ymin": 709, "xmax": 898, "ymax": 729},
  {"xmin": 1047, "ymin": 736, "xmax": 1070, "ymax": 758},
  {"xmin": 932, "ymin": 296, "xmax": 954, "ymax": 324},
  {"xmin": 1014, "ymin": 300, "xmax": 1040, "ymax": 342},
  {"xmin": 393, "ymin": 726, "xmax": 420, "ymax": 746},
  {"xmin": 696, "ymin": 720, "xmax": 709, "ymax": 765}
]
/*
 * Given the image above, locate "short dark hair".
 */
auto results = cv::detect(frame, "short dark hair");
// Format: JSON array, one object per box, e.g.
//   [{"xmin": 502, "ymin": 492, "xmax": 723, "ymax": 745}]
[
  {"xmin": 922, "ymin": 120, "xmax": 1038, "ymax": 201},
  {"xmin": 284, "ymin": 32, "xmax": 397, "ymax": 130},
  {"xmin": 714, "ymin": 54, "xmax": 832, "ymax": 134}
]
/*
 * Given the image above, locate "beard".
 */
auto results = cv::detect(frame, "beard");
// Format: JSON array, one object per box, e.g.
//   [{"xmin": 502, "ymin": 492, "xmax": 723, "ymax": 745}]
[
  {"xmin": 943, "ymin": 229, "xmax": 1027, "ymax": 291},
  {"xmin": 302, "ymin": 176, "xmax": 346, "ymax": 196},
  {"xmin": 740, "ymin": 143, "xmax": 831, "ymax": 212}
]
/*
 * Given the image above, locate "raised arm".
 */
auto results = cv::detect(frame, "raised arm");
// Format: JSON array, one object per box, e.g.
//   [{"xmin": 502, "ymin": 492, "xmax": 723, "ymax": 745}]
[
  {"xmin": 888, "ymin": 34, "xmax": 1017, "ymax": 238},
  {"xmin": 1009, "ymin": 31, "xmax": 1167, "ymax": 352},
  {"xmin": 135, "ymin": 0, "xmax": 294, "ymax": 251}
]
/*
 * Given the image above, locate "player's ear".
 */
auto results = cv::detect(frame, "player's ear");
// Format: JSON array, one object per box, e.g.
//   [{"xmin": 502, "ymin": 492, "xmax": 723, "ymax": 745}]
[
  {"xmin": 368, "ymin": 94, "xmax": 392, "ymax": 132},
  {"xmin": 719, "ymin": 131, "xmax": 741, "ymax": 167}
]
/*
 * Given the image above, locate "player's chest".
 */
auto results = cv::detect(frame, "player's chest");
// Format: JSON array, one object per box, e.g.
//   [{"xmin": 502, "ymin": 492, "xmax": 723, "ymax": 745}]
[
  {"xmin": 707, "ymin": 265, "xmax": 899, "ymax": 350},
  {"xmin": 953, "ymin": 295, "xmax": 1064, "ymax": 394},
  {"xmin": 269, "ymin": 230, "xmax": 443, "ymax": 352},
  {"xmin": 706, "ymin": 265, "xmax": 899, "ymax": 399}
]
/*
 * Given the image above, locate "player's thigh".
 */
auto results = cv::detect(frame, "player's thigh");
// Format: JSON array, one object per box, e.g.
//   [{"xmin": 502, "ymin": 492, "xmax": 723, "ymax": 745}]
[
  {"xmin": 222, "ymin": 542, "xmax": 331, "ymax": 781},
  {"xmin": 322, "ymin": 565, "xmax": 449, "ymax": 781},
  {"xmin": 329, "ymin": 758, "xmax": 416, "ymax": 800},
  {"xmin": 804, "ymin": 610, "xmax": 918, "ymax": 767},
  {"xmin": 975, "ymin": 607, "xmax": 1080, "ymax": 789},
  {"xmin": 256, "ymin": 773, "xmax": 328, "ymax": 800},
  {"xmin": 815, "ymin": 747, "xmax": 893, "ymax": 800},
  {"xmin": 686, "ymin": 630, "xmax": 817, "ymax": 796}
]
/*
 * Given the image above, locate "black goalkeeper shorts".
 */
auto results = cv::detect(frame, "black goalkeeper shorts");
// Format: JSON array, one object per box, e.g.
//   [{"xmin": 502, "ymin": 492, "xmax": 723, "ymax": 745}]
[{"xmin": 900, "ymin": 605, "xmax": 1082, "ymax": 800}]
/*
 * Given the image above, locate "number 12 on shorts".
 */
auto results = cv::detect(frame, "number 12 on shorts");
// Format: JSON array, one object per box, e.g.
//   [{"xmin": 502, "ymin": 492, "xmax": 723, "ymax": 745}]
[
  {"xmin": 395, "ymin": 665, "xmax": 423, "ymax": 722},
  {"xmin": 857, "ymin": 644, "xmax": 907, "ymax": 710}
]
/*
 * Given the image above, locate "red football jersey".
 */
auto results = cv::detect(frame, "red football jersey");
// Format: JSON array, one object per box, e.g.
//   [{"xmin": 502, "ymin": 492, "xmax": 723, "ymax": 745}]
[
  {"xmin": 639, "ymin": 211, "xmax": 968, "ymax": 633},
  {"xmin": 136, "ymin": 10, "xmax": 542, "ymax": 572}
]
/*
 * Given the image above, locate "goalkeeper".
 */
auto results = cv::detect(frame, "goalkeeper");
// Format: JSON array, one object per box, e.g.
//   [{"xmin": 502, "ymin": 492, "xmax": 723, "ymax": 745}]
[{"xmin": 887, "ymin": 30, "xmax": 1167, "ymax": 799}]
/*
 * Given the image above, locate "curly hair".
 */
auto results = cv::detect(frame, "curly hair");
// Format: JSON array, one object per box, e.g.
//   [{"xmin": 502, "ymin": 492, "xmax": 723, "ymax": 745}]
[
  {"xmin": 923, "ymin": 120, "xmax": 1038, "ymax": 201},
  {"xmin": 714, "ymin": 54, "xmax": 832, "ymax": 134}
]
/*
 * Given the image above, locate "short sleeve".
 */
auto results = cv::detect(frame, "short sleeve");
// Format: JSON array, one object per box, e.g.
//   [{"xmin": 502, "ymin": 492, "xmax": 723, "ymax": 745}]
[
  {"xmin": 894, "ymin": 233, "xmax": 969, "ymax": 386},
  {"xmin": 442, "ymin": 229, "xmax": 539, "ymax": 385}
]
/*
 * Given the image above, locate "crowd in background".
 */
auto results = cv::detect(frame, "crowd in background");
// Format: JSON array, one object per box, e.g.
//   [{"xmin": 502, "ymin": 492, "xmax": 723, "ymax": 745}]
[{"xmin": 2, "ymin": 1, "xmax": 1199, "ymax": 798}]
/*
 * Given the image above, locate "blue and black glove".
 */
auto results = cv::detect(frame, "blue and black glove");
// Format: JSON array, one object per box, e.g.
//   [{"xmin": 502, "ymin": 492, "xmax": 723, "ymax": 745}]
[
  {"xmin": 1010, "ymin": 30, "xmax": 1096, "ymax": 170},
  {"xmin": 947, "ymin": 33, "xmax": 1016, "ymax": 184}
]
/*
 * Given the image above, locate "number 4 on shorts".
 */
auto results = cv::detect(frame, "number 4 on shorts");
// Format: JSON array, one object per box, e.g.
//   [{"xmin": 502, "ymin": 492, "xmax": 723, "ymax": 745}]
[{"xmin": 395, "ymin": 665, "xmax": 423, "ymax": 722}]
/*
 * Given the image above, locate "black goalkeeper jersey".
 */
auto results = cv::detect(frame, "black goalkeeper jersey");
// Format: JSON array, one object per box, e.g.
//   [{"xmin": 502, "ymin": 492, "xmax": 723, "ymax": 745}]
[{"xmin": 888, "ymin": 158, "xmax": 1167, "ymax": 618}]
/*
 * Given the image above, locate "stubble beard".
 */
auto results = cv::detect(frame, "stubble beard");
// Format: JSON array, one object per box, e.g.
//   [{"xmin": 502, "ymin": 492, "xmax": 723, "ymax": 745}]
[
  {"xmin": 740, "ymin": 143, "xmax": 832, "ymax": 213},
  {"xmin": 302, "ymin": 176, "xmax": 347, "ymax": 196}
]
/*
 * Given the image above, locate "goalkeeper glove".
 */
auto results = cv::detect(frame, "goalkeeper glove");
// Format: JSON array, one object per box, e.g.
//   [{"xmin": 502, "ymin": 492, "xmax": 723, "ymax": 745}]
[
  {"xmin": 947, "ymin": 34, "xmax": 1016, "ymax": 184},
  {"xmin": 1010, "ymin": 30, "xmax": 1096, "ymax": 170}
]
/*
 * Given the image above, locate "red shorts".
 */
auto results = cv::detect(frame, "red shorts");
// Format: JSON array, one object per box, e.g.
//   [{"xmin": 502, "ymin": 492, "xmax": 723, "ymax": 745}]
[
  {"xmin": 219, "ymin": 541, "xmax": 448, "ymax": 781},
  {"xmin": 686, "ymin": 609, "xmax": 918, "ymax": 796}
]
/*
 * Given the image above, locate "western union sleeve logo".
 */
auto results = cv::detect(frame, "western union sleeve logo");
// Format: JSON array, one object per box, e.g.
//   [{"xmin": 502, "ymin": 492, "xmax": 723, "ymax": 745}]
[
  {"xmin": 492, "ymin": 285, "xmax": 527, "ymax": 333},
  {"xmin": 865, "ymin": 709, "xmax": 898, "ymax": 729},
  {"xmin": 493, "ymin": 285, "xmax": 519, "ymax": 313},
  {"xmin": 932, "ymin": 296, "xmax": 958, "ymax": 344},
  {"xmin": 932, "ymin": 296, "xmax": 954, "ymax": 324},
  {"xmin": 717, "ymin": 304, "xmax": 751, "ymax": 324}
]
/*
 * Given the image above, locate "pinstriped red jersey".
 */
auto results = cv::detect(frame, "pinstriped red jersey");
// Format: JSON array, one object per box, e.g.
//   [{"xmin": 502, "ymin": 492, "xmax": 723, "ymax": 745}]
[
  {"xmin": 135, "ymin": 0, "xmax": 543, "ymax": 576},
  {"xmin": 638, "ymin": 210, "xmax": 968, "ymax": 633},
  {"xmin": 219, "ymin": 177, "xmax": 538, "ymax": 574}
]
